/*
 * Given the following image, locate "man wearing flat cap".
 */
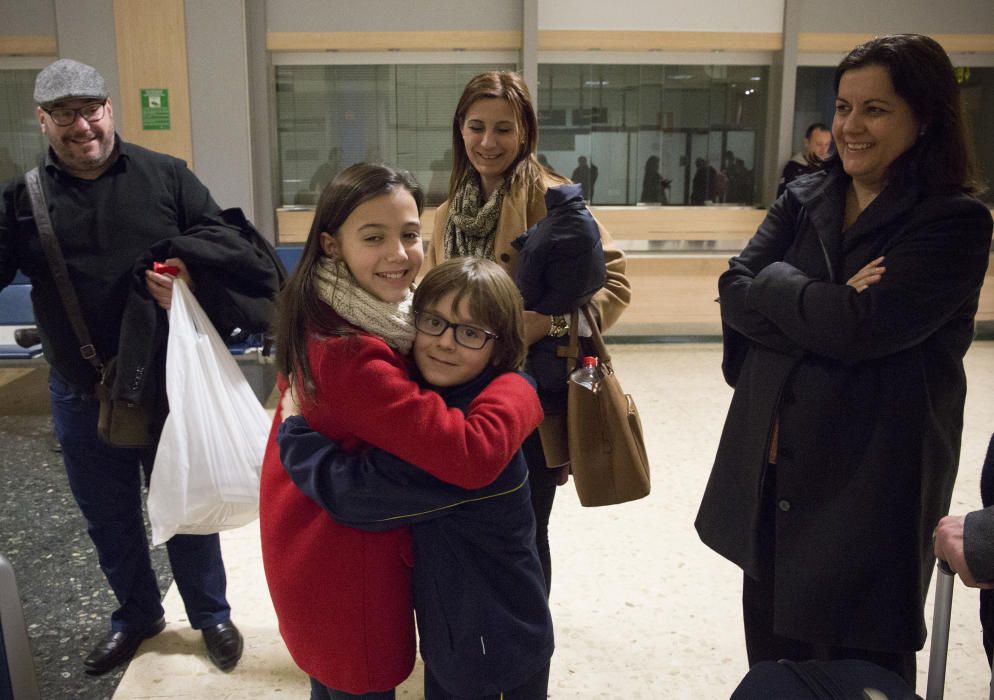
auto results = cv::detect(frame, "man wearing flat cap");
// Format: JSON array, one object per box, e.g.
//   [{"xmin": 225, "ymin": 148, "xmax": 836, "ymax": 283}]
[{"xmin": 0, "ymin": 58, "xmax": 259, "ymax": 676}]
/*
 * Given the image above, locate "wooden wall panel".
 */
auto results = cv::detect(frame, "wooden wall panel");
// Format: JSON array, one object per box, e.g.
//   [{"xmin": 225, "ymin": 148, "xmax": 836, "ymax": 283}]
[
  {"xmin": 264, "ymin": 29, "xmax": 790, "ymax": 54},
  {"xmin": 276, "ymin": 206, "xmax": 767, "ymax": 245},
  {"xmin": 112, "ymin": 0, "xmax": 193, "ymax": 165},
  {"xmin": 798, "ymin": 33, "xmax": 994, "ymax": 54},
  {"xmin": 0, "ymin": 36, "xmax": 57, "ymax": 56},
  {"xmin": 621, "ymin": 255, "xmax": 726, "ymax": 334},
  {"xmin": 264, "ymin": 30, "xmax": 994, "ymax": 56},
  {"xmin": 588, "ymin": 206, "xmax": 766, "ymax": 240}
]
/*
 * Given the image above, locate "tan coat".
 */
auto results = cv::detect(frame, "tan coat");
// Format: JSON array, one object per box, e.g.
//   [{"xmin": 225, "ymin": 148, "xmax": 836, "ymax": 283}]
[
  {"xmin": 426, "ymin": 174, "xmax": 631, "ymax": 330},
  {"xmin": 427, "ymin": 173, "xmax": 631, "ymax": 466}
]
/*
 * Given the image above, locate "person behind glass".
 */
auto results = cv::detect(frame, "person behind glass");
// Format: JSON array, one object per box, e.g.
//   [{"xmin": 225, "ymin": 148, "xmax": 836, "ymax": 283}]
[
  {"xmin": 0, "ymin": 146, "xmax": 18, "ymax": 184},
  {"xmin": 570, "ymin": 155, "xmax": 597, "ymax": 201},
  {"xmin": 776, "ymin": 122, "xmax": 833, "ymax": 197},
  {"xmin": 258, "ymin": 164, "xmax": 543, "ymax": 699},
  {"xmin": 690, "ymin": 157, "xmax": 719, "ymax": 204},
  {"xmin": 695, "ymin": 34, "xmax": 992, "ymax": 688},
  {"xmin": 427, "ymin": 71, "xmax": 631, "ymax": 593},
  {"xmin": 934, "ymin": 432, "xmax": 994, "ymax": 662},
  {"xmin": 722, "ymin": 151, "xmax": 754, "ymax": 204},
  {"xmin": 278, "ymin": 257, "xmax": 553, "ymax": 700},
  {"xmin": 310, "ymin": 147, "xmax": 341, "ymax": 194},
  {"xmin": 640, "ymin": 155, "xmax": 670, "ymax": 204},
  {"xmin": 0, "ymin": 59, "xmax": 253, "ymax": 676}
]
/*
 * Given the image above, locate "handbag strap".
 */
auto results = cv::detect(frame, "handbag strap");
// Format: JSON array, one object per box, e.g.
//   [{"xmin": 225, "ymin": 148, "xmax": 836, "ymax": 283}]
[
  {"xmin": 558, "ymin": 304, "xmax": 612, "ymax": 369},
  {"xmin": 558, "ymin": 309, "xmax": 582, "ymax": 362},
  {"xmin": 24, "ymin": 167, "xmax": 104, "ymax": 372},
  {"xmin": 580, "ymin": 304, "xmax": 612, "ymax": 368}
]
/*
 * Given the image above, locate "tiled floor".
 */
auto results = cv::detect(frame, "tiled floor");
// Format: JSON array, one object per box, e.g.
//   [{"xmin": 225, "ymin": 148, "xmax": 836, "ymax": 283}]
[
  {"xmin": 7, "ymin": 342, "xmax": 994, "ymax": 698},
  {"xmin": 0, "ymin": 368, "xmax": 174, "ymax": 700}
]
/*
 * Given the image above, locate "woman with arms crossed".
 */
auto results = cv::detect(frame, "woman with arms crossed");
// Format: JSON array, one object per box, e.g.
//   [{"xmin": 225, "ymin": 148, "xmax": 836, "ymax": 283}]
[{"xmin": 696, "ymin": 34, "xmax": 992, "ymax": 688}]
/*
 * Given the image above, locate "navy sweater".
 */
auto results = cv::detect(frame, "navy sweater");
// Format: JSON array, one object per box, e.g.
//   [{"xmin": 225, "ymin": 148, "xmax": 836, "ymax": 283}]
[
  {"xmin": 511, "ymin": 183, "xmax": 605, "ymax": 407},
  {"xmin": 278, "ymin": 367, "xmax": 554, "ymax": 697}
]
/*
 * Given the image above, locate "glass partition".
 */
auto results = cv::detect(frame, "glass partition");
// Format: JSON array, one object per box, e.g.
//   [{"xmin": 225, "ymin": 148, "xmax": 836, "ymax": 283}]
[
  {"xmin": 275, "ymin": 63, "xmax": 514, "ymax": 207},
  {"xmin": 0, "ymin": 69, "xmax": 47, "ymax": 186},
  {"xmin": 536, "ymin": 64, "xmax": 769, "ymax": 206}
]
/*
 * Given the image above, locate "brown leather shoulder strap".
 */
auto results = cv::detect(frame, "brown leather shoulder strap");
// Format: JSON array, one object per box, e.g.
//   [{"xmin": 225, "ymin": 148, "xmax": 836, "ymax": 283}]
[{"xmin": 24, "ymin": 167, "xmax": 103, "ymax": 372}]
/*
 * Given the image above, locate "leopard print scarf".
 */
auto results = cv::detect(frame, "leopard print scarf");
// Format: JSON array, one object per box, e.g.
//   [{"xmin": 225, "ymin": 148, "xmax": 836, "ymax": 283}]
[{"xmin": 443, "ymin": 173, "xmax": 505, "ymax": 261}]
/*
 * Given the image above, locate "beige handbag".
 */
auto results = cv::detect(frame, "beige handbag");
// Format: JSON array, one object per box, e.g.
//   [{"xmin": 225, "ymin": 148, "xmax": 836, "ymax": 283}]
[{"xmin": 564, "ymin": 305, "xmax": 651, "ymax": 507}]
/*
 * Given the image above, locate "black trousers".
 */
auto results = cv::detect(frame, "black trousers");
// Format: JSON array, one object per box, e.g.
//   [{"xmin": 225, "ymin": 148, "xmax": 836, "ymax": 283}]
[
  {"xmin": 49, "ymin": 370, "xmax": 230, "ymax": 633},
  {"xmin": 423, "ymin": 662, "xmax": 550, "ymax": 700},
  {"xmin": 523, "ymin": 430, "xmax": 558, "ymax": 595},
  {"xmin": 309, "ymin": 678, "xmax": 395, "ymax": 700},
  {"xmin": 981, "ymin": 588, "xmax": 994, "ymax": 665},
  {"xmin": 742, "ymin": 464, "xmax": 917, "ymax": 689}
]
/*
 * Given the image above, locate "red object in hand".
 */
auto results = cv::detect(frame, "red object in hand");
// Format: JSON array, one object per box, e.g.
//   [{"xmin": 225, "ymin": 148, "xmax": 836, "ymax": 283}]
[{"xmin": 153, "ymin": 262, "xmax": 180, "ymax": 276}]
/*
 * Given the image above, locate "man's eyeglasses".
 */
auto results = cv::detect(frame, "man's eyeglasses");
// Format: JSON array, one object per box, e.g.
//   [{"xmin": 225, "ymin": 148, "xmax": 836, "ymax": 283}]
[
  {"xmin": 414, "ymin": 311, "xmax": 497, "ymax": 350},
  {"xmin": 43, "ymin": 101, "xmax": 107, "ymax": 127}
]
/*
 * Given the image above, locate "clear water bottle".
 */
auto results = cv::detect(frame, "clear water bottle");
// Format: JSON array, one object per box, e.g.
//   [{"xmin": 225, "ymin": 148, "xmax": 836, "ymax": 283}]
[{"xmin": 570, "ymin": 356, "xmax": 598, "ymax": 391}]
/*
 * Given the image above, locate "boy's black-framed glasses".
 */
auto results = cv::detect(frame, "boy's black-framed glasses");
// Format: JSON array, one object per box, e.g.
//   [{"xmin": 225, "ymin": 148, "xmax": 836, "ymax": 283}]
[
  {"xmin": 414, "ymin": 311, "xmax": 498, "ymax": 350},
  {"xmin": 43, "ymin": 101, "xmax": 107, "ymax": 127}
]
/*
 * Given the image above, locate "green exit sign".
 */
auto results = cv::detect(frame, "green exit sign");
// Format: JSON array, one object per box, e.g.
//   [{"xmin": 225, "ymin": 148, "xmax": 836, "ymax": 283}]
[{"xmin": 140, "ymin": 88, "xmax": 170, "ymax": 130}]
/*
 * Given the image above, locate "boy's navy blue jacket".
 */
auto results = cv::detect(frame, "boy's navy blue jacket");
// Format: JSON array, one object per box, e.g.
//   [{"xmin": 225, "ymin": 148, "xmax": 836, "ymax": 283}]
[
  {"xmin": 278, "ymin": 367, "xmax": 554, "ymax": 697},
  {"xmin": 511, "ymin": 183, "xmax": 605, "ymax": 401}
]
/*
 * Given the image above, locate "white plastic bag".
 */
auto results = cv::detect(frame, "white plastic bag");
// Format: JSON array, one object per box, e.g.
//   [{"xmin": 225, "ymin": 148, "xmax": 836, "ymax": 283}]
[{"xmin": 148, "ymin": 279, "xmax": 269, "ymax": 545}]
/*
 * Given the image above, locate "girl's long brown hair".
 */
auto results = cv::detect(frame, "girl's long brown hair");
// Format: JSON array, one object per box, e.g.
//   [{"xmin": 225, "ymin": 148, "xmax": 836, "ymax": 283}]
[{"xmin": 275, "ymin": 162, "xmax": 424, "ymax": 398}]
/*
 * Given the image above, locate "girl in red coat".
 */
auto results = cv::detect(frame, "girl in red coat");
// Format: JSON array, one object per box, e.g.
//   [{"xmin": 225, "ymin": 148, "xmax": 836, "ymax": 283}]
[{"xmin": 259, "ymin": 163, "xmax": 543, "ymax": 699}]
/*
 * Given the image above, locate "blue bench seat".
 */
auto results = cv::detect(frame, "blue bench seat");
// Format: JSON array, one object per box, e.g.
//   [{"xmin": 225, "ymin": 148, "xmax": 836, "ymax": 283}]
[
  {"xmin": 0, "ymin": 284, "xmax": 42, "ymax": 361},
  {"xmin": 275, "ymin": 245, "xmax": 303, "ymax": 276}
]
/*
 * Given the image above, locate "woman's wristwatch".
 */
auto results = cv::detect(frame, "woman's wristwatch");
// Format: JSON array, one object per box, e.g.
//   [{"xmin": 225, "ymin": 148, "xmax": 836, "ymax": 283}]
[{"xmin": 548, "ymin": 313, "xmax": 570, "ymax": 338}]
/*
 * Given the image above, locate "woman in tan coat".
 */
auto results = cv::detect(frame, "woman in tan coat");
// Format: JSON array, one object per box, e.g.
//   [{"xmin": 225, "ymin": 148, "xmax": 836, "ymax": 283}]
[{"xmin": 427, "ymin": 71, "xmax": 631, "ymax": 592}]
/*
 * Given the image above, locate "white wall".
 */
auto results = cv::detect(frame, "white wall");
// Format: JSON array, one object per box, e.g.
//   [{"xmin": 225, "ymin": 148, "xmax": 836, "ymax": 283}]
[
  {"xmin": 186, "ymin": 0, "xmax": 255, "ymax": 217},
  {"xmin": 800, "ymin": 0, "xmax": 994, "ymax": 33},
  {"xmin": 537, "ymin": 0, "xmax": 785, "ymax": 32},
  {"xmin": 266, "ymin": 0, "xmax": 521, "ymax": 32},
  {"xmin": 0, "ymin": 0, "xmax": 55, "ymax": 36},
  {"xmin": 52, "ymin": 0, "xmax": 122, "ymax": 133}
]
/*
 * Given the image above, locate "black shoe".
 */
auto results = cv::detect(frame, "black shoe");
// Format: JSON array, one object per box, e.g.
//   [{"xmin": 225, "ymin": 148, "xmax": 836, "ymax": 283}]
[
  {"xmin": 202, "ymin": 620, "xmax": 243, "ymax": 671},
  {"xmin": 83, "ymin": 617, "xmax": 166, "ymax": 675}
]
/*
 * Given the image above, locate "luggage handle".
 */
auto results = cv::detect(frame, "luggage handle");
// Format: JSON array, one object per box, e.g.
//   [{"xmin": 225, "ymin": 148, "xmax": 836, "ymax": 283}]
[
  {"xmin": 926, "ymin": 560, "xmax": 994, "ymax": 700},
  {"xmin": 925, "ymin": 562, "xmax": 954, "ymax": 700}
]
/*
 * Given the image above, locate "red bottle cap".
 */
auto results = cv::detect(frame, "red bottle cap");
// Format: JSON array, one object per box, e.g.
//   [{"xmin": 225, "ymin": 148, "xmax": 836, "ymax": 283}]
[{"xmin": 582, "ymin": 356, "xmax": 598, "ymax": 368}]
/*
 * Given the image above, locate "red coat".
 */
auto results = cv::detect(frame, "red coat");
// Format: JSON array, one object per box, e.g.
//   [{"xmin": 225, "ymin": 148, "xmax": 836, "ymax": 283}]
[{"xmin": 260, "ymin": 323, "xmax": 543, "ymax": 693}]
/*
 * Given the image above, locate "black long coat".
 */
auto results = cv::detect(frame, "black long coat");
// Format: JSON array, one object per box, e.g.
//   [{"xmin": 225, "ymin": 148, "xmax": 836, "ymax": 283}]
[{"xmin": 696, "ymin": 165, "xmax": 993, "ymax": 652}]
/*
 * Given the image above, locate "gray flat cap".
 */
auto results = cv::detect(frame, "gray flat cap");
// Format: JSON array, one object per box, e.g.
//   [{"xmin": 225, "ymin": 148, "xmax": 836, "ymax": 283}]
[{"xmin": 34, "ymin": 59, "xmax": 109, "ymax": 105}]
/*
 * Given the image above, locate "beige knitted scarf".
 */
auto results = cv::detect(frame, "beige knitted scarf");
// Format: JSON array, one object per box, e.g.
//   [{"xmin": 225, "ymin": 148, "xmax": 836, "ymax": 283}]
[{"xmin": 314, "ymin": 256, "xmax": 416, "ymax": 354}]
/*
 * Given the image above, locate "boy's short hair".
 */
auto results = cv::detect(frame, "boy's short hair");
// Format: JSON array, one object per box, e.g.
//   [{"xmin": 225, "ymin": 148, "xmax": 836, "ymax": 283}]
[{"xmin": 414, "ymin": 257, "xmax": 527, "ymax": 372}]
